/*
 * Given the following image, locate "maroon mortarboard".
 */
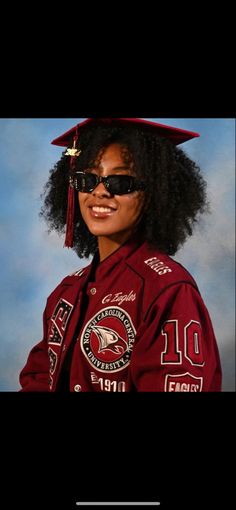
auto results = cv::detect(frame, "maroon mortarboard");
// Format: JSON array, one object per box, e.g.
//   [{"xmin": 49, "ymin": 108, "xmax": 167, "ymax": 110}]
[
  {"xmin": 51, "ymin": 117, "xmax": 199, "ymax": 147},
  {"xmin": 51, "ymin": 118, "xmax": 200, "ymax": 248}
]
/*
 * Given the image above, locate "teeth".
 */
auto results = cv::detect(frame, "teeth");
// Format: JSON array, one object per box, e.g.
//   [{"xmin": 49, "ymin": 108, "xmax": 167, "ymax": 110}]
[{"xmin": 92, "ymin": 206, "xmax": 114, "ymax": 213}]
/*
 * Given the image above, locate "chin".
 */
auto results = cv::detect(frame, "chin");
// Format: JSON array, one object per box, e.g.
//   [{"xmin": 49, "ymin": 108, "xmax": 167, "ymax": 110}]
[
  {"xmin": 88, "ymin": 227, "xmax": 118, "ymax": 237},
  {"xmin": 85, "ymin": 218, "xmax": 119, "ymax": 237}
]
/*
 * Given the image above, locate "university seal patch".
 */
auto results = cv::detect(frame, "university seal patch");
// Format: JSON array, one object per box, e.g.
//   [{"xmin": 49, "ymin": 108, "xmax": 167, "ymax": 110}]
[{"xmin": 80, "ymin": 306, "xmax": 136, "ymax": 373}]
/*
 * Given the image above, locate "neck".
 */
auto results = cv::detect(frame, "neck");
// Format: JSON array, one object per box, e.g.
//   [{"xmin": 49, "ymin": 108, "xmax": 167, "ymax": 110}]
[{"xmin": 98, "ymin": 233, "xmax": 134, "ymax": 262}]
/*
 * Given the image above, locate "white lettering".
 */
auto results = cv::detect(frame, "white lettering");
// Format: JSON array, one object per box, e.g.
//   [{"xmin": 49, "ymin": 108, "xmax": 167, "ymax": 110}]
[
  {"xmin": 169, "ymin": 382, "xmax": 176, "ymax": 392},
  {"xmin": 144, "ymin": 257, "xmax": 172, "ymax": 275},
  {"xmin": 102, "ymin": 291, "xmax": 136, "ymax": 305},
  {"xmin": 168, "ymin": 381, "xmax": 201, "ymax": 392},
  {"xmin": 92, "ymin": 376, "xmax": 126, "ymax": 392}
]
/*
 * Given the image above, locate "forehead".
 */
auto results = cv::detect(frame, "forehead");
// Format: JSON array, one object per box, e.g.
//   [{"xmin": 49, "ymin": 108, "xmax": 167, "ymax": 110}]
[{"xmin": 95, "ymin": 143, "xmax": 132, "ymax": 166}]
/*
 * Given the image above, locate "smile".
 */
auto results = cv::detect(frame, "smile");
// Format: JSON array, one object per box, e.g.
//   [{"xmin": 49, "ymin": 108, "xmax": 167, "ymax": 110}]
[
  {"xmin": 89, "ymin": 205, "xmax": 117, "ymax": 219},
  {"xmin": 92, "ymin": 206, "xmax": 115, "ymax": 213}
]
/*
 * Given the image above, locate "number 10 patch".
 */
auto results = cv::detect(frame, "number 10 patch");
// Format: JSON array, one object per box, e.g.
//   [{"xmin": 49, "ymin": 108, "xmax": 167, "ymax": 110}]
[{"xmin": 161, "ymin": 319, "xmax": 205, "ymax": 367}]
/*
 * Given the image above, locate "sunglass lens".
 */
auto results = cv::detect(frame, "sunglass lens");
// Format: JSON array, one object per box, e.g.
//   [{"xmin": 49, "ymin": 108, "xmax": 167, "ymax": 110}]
[
  {"xmin": 108, "ymin": 175, "xmax": 132, "ymax": 194},
  {"xmin": 76, "ymin": 173, "xmax": 97, "ymax": 192}
]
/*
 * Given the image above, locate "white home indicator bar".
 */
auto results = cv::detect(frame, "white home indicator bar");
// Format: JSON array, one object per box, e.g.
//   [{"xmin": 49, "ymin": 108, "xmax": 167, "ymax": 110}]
[{"xmin": 76, "ymin": 503, "xmax": 160, "ymax": 506}]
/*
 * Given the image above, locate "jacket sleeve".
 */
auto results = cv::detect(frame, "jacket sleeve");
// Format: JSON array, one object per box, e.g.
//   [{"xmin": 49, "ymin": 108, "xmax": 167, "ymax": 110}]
[
  {"xmin": 130, "ymin": 283, "xmax": 222, "ymax": 392},
  {"xmin": 19, "ymin": 307, "xmax": 50, "ymax": 392}
]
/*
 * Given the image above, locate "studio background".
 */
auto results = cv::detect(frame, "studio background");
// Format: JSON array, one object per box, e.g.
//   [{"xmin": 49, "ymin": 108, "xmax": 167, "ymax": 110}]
[{"xmin": 0, "ymin": 118, "xmax": 235, "ymax": 391}]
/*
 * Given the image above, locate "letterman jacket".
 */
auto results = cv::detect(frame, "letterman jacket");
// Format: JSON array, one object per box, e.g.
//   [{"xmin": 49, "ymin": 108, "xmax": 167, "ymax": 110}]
[{"xmin": 19, "ymin": 239, "xmax": 222, "ymax": 392}]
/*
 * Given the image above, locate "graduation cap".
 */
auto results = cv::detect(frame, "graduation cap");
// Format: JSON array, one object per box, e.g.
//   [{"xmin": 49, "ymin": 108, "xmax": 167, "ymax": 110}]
[
  {"xmin": 51, "ymin": 118, "xmax": 199, "ymax": 248},
  {"xmin": 51, "ymin": 117, "xmax": 199, "ymax": 147}
]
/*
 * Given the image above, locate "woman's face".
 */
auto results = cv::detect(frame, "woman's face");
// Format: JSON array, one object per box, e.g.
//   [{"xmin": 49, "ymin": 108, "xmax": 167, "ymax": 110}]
[{"xmin": 78, "ymin": 143, "xmax": 145, "ymax": 242}]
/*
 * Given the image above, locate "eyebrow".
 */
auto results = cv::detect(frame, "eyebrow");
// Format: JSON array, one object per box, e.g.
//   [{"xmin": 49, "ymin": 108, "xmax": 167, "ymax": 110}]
[
  {"xmin": 89, "ymin": 165, "xmax": 131, "ymax": 172},
  {"xmin": 110, "ymin": 166, "xmax": 131, "ymax": 172}
]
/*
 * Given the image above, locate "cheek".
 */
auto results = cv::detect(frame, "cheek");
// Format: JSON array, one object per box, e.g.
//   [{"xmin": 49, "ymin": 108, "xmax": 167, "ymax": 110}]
[
  {"xmin": 78, "ymin": 193, "xmax": 89, "ymax": 223},
  {"xmin": 78, "ymin": 192, "xmax": 86, "ymax": 212},
  {"xmin": 120, "ymin": 193, "xmax": 145, "ymax": 221},
  {"xmin": 128, "ymin": 193, "xmax": 145, "ymax": 214}
]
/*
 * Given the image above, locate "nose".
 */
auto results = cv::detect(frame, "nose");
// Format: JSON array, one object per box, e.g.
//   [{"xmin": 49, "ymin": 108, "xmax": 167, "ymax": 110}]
[{"xmin": 92, "ymin": 181, "xmax": 112, "ymax": 198}]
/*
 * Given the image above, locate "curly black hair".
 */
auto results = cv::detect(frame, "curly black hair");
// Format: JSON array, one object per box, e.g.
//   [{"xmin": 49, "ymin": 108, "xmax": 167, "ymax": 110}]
[{"xmin": 40, "ymin": 122, "xmax": 208, "ymax": 258}]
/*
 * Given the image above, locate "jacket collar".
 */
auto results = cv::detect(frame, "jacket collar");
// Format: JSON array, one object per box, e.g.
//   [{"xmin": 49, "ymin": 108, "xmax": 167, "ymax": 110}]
[{"xmin": 90, "ymin": 236, "xmax": 144, "ymax": 282}]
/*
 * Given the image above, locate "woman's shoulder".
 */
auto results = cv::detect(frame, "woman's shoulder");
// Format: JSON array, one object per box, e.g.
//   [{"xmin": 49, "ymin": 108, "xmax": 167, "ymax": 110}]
[
  {"xmin": 126, "ymin": 241, "xmax": 198, "ymax": 288},
  {"xmin": 46, "ymin": 261, "xmax": 92, "ymax": 302}
]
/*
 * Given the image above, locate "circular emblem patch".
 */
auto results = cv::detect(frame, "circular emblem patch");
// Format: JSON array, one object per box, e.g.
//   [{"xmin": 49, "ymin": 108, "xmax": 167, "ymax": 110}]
[{"xmin": 80, "ymin": 306, "xmax": 136, "ymax": 373}]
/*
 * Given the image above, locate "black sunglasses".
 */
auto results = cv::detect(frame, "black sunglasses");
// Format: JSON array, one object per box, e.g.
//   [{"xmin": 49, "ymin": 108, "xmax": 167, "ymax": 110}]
[{"xmin": 71, "ymin": 172, "xmax": 145, "ymax": 195}]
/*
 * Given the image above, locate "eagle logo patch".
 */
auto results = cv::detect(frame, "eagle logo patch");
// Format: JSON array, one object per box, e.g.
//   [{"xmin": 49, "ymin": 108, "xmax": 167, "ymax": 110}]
[{"xmin": 80, "ymin": 307, "xmax": 136, "ymax": 373}]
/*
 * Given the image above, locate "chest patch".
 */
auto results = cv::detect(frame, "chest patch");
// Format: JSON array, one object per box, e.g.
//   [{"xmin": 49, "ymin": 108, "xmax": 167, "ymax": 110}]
[{"xmin": 80, "ymin": 306, "xmax": 136, "ymax": 373}]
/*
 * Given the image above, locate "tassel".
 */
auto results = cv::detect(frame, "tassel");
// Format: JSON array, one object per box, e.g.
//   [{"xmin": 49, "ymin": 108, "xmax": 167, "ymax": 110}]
[
  {"xmin": 64, "ymin": 129, "xmax": 80, "ymax": 248},
  {"xmin": 64, "ymin": 183, "xmax": 75, "ymax": 248}
]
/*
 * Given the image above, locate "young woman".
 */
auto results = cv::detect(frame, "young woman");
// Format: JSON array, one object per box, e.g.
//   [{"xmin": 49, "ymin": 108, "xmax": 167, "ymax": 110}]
[{"xmin": 19, "ymin": 118, "xmax": 222, "ymax": 392}]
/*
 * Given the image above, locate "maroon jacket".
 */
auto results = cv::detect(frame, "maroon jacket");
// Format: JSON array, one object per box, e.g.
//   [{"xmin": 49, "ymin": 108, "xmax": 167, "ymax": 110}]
[{"xmin": 19, "ymin": 239, "xmax": 222, "ymax": 392}]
